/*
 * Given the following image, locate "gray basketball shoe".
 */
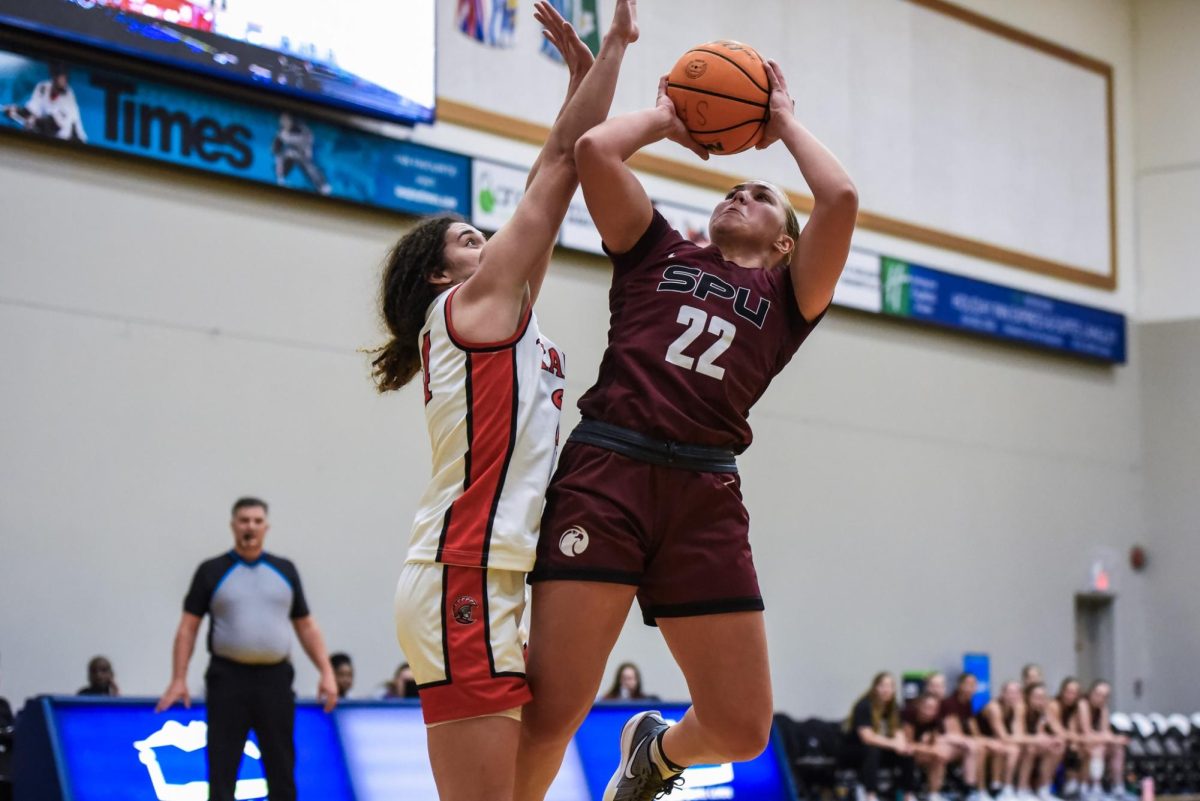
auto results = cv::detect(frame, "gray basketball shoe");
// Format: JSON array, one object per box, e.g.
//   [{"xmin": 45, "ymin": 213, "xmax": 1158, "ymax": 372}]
[{"xmin": 602, "ymin": 710, "xmax": 685, "ymax": 801}]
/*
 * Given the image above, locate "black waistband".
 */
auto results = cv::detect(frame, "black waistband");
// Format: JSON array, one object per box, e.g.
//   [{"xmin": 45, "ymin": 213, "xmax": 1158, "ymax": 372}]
[
  {"xmin": 209, "ymin": 654, "xmax": 291, "ymax": 671},
  {"xmin": 570, "ymin": 419, "xmax": 738, "ymax": 473}
]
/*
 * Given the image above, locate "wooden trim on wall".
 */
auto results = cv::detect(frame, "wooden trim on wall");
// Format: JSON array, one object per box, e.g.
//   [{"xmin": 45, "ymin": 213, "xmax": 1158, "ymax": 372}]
[
  {"xmin": 437, "ymin": 0, "xmax": 1118, "ymax": 291},
  {"xmin": 905, "ymin": 0, "xmax": 1111, "ymax": 76},
  {"xmin": 903, "ymin": 0, "xmax": 1118, "ymax": 290}
]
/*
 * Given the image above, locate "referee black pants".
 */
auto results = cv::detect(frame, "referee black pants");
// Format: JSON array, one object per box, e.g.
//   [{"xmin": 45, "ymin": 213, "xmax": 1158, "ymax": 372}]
[{"xmin": 205, "ymin": 656, "xmax": 296, "ymax": 801}]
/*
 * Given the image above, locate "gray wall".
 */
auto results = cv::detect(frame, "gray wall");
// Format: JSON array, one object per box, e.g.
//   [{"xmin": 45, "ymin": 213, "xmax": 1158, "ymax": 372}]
[
  {"xmin": 1134, "ymin": 0, "xmax": 1200, "ymax": 321},
  {"xmin": 0, "ymin": 135, "xmax": 1158, "ymax": 717},
  {"xmin": 4, "ymin": 0, "xmax": 1196, "ymax": 721},
  {"xmin": 1139, "ymin": 320, "xmax": 1200, "ymax": 712}
]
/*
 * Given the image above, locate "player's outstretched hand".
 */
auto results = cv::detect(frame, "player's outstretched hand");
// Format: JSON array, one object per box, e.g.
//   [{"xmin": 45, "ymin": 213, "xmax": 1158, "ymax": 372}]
[
  {"xmin": 535, "ymin": 1, "xmax": 594, "ymax": 87},
  {"xmin": 608, "ymin": 0, "xmax": 639, "ymax": 46},
  {"xmin": 155, "ymin": 679, "xmax": 191, "ymax": 712},
  {"xmin": 756, "ymin": 59, "xmax": 797, "ymax": 150},
  {"xmin": 657, "ymin": 75, "xmax": 710, "ymax": 161}
]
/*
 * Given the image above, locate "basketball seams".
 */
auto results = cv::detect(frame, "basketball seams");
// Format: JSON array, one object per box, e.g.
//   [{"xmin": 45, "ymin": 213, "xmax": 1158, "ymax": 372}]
[
  {"xmin": 666, "ymin": 41, "xmax": 771, "ymax": 155},
  {"xmin": 687, "ymin": 47, "xmax": 770, "ymax": 94},
  {"xmin": 724, "ymin": 123, "xmax": 765, "ymax": 154},
  {"xmin": 675, "ymin": 117, "xmax": 766, "ymax": 136},
  {"xmin": 665, "ymin": 82, "xmax": 769, "ymax": 111}
]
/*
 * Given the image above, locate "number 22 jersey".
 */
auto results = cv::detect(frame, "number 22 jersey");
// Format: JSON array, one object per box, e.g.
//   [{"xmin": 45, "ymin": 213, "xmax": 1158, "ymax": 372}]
[{"xmin": 576, "ymin": 210, "xmax": 822, "ymax": 453}]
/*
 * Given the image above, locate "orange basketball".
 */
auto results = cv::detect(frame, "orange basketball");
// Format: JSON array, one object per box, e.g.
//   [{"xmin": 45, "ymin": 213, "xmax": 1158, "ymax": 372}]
[{"xmin": 666, "ymin": 40, "xmax": 770, "ymax": 156}]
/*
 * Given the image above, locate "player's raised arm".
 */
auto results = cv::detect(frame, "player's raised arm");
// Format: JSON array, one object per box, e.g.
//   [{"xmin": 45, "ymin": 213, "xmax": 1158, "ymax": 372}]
[
  {"xmin": 575, "ymin": 75, "xmax": 710, "ymax": 254},
  {"xmin": 758, "ymin": 60, "xmax": 858, "ymax": 321},
  {"xmin": 452, "ymin": 0, "xmax": 638, "ymax": 343}
]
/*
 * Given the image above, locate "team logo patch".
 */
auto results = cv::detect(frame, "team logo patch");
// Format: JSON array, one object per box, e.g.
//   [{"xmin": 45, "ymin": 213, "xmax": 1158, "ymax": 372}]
[
  {"xmin": 452, "ymin": 595, "xmax": 478, "ymax": 625},
  {"xmin": 559, "ymin": 526, "xmax": 589, "ymax": 557},
  {"xmin": 685, "ymin": 59, "xmax": 707, "ymax": 79}
]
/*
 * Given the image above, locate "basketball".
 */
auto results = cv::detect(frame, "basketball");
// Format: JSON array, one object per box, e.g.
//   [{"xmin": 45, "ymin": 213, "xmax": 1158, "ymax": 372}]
[{"xmin": 666, "ymin": 40, "xmax": 771, "ymax": 155}]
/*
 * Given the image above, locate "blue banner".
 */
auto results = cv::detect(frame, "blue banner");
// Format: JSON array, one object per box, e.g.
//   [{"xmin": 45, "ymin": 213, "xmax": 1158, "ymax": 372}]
[
  {"xmin": 0, "ymin": 49, "xmax": 470, "ymax": 217},
  {"xmin": 963, "ymin": 652, "xmax": 992, "ymax": 714},
  {"xmin": 15, "ymin": 697, "xmax": 798, "ymax": 801},
  {"xmin": 40, "ymin": 699, "xmax": 352, "ymax": 801},
  {"xmin": 880, "ymin": 256, "xmax": 1126, "ymax": 363}
]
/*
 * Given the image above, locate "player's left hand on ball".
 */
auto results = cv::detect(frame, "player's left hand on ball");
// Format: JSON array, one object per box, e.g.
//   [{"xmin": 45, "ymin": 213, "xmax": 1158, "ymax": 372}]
[{"xmin": 757, "ymin": 59, "xmax": 796, "ymax": 150}]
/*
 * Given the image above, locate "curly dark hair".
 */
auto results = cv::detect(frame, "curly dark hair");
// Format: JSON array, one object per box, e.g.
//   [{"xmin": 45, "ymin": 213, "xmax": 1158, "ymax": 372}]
[{"xmin": 371, "ymin": 215, "xmax": 462, "ymax": 392}]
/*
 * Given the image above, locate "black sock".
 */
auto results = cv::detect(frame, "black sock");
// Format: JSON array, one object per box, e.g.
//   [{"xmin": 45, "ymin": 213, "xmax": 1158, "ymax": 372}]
[{"xmin": 650, "ymin": 729, "xmax": 685, "ymax": 777}]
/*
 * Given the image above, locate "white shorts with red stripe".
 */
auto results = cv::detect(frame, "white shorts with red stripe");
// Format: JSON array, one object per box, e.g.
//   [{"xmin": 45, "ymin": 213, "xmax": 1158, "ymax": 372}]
[{"xmin": 394, "ymin": 561, "xmax": 531, "ymax": 725}]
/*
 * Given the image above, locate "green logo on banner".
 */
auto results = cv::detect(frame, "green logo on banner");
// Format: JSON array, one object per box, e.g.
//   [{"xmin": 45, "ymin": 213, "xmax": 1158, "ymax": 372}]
[
  {"xmin": 479, "ymin": 186, "xmax": 495, "ymax": 214},
  {"xmin": 579, "ymin": 0, "xmax": 601, "ymax": 55},
  {"xmin": 881, "ymin": 257, "xmax": 912, "ymax": 317}
]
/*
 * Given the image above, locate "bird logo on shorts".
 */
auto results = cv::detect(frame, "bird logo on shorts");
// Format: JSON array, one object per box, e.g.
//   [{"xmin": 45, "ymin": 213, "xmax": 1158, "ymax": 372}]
[
  {"xmin": 452, "ymin": 595, "xmax": 478, "ymax": 625},
  {"xmin": 558, "ymin": 526, "xmax": 589, "ymax": 557}
]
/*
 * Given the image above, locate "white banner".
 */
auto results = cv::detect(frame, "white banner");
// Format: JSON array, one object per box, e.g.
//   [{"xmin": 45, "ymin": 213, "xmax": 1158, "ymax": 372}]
[
  {"xmin": 833, "ymin": 248, "xmax": 883, "ymax": 313},
  {"xmin": 558, "ymin": 187, "xmax": 604, "ymax": 255},
  {"xmin": 654, "ymin": 199, "xmax": 712, "ymax": 246},
  {"xmin": 471, "ymin": 159, "xmax": 527, "ymax": 233}
]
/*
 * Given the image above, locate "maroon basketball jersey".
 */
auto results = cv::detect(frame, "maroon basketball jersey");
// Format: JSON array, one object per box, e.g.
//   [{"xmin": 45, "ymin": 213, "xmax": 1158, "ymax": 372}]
[{"xmin": 576, "ymin": 211, "xmax": 822, "ymax": 451}]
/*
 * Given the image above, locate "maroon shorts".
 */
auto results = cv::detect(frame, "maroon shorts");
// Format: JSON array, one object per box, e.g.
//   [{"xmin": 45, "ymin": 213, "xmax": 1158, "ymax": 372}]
[{"xmin": 530, "ymin": 441, "xmax": 764, "ymax": 625}]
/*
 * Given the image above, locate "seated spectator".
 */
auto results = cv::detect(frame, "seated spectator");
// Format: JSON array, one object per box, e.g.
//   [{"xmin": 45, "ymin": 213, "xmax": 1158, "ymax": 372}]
[
  {"xmin": 944, "ymin": 672, "xmax": 1010, "ymax": 801},
  {"xmin": 330, "ymin": 652, "xmax": 354, "ymax": 699},
  {"xmin": 1048, "ymin": 677, "xmax": 1092, "ymax": 799},
  {"xmin": 77, "ymin": 656, "xmax": 118, "ymax": 696},
  {"xmin": 847, "ymin": 672, "xmax": 917, "ymax": 801},
  {"xmin": 0, "ymin": 671, "xmax": 11, "ymax": 801},
  {"xmin": 904, "ymin": 692, "xmax": 953, "ymax": 801},
  {"xmin": 915, "ymin": 673, "xmax": 989, "ymax": 801},
  {"xmin": 1022, "ymin": 664, "xmax": 1044, "ymax": 691},
  {"xmin": 0, "ymin": 666, "xmax": 13, "ymax": 730},
  {"xmin": 378, "ymin": 662, "xmax": 419, "ymax": 699},
  {"xmin": 1082, "ymin": 680, "xmax": 1131, "ymax": 801},
  {"xmin": 976, "ymin": 680, "xmax": 1029, "ymax": 801},
  {"xmin": 601, "ymin": 662, "xmax": 658, "ymax": 701},
  {"xmin": 1021, "ymin": 682, "xmax": 1066, "ymax": 801}
]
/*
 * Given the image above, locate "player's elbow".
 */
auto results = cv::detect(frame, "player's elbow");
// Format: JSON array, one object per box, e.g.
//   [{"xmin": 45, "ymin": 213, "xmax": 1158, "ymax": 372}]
[
  {"xmin": 574, "ymin": 130, "xmax": 610, "ymax": 172},
  {"xmin": 820, "ymin": 180, "xmax": 858, "ymax": 215}
]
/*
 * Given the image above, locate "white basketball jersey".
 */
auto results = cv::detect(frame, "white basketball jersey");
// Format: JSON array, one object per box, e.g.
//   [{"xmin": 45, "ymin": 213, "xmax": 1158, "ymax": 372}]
[{"xmin": 407, "ymin": 286, "xmax": 566, "ymax": 572}]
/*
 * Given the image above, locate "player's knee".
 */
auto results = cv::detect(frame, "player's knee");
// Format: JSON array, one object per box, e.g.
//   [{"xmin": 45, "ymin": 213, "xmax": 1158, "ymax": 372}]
[
  {"xmin": 520, "ymin": 697, "xmax": 590, "ymax": 747},
  {"xmin": 700, "ymin": 713, "xmax": 772, "ymax": 762}
]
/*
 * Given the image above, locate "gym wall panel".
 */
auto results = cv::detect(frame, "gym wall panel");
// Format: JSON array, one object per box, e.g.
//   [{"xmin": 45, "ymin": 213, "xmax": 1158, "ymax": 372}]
[
  {"xmin": 3, "ymin": 0, "xmax": 1180, "ymax": 723},
  {"xmin": 1139, "ymin": 319, "xmax": 1200, "ymax": 713},
  {"xmin": 437, "ymin": 0, "xmax": 1116, "ymax": 287},
  {"xmin": 1133, "ymin": 0, "xmax": 1200, "ymax": 322}
]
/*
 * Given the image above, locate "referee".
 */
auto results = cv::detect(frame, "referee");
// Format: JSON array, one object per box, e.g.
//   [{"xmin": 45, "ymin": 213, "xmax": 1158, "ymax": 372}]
[{"xmin": 156, "ymin": 497, "xmax": 338, "ymax": 801}]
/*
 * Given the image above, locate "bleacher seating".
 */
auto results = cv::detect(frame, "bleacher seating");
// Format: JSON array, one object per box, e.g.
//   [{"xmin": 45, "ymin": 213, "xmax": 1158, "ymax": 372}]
[{"xmin": 774, "ymin": 708, "xmax": 1200, "ymax": 801}]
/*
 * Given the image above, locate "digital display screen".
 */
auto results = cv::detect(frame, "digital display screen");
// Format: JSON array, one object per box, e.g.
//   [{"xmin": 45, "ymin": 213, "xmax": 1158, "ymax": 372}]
[
  {"xmin": 336, "ymin": 702, "xmax": 591, "ymax": 801},
  {"xmin": 38, "ymin": 698, "xmax": 796, "ymax": 801},
  {"xmin": 0, "ymin": 0, "xmax": 435, "ymax": 124},
  {"xmin": 51, "ymin": 699, "xmax": 353, "ymax": 801}
]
